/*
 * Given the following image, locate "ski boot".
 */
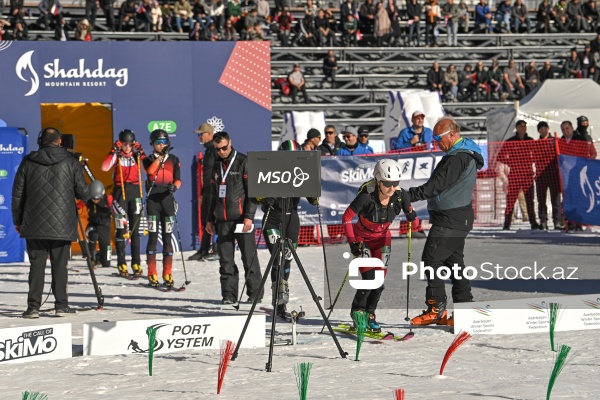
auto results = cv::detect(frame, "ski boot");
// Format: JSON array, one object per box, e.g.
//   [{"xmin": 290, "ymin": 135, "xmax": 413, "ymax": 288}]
[
  {"xmin": 117, "ymin": 264, "xmax": 129, "ymax": 277},
  {"xmin": 367, "ymin": 313, "xmax": 381, "ymax": 333},
  {"xmin": 147, "ymin": 274, "xmax": 159, "ymax": 287},
  {"xmin": 411, "ymin": 299, "xmax": 447, "ymax": 326},
  {"xmin": 163, "ymin": 274, "xmax": 174, "ymax": 288},
  {"xmin": 271, "ymin": 279, "xmax": 289, "ymax": 306},
  {"xmin": 132, "ymin": 264, "xmax": 143, "ymax": 278},
  {"xmin": 275, "ymin": 303, "xmax": 287, "ymax": 319},
  {"xmin": 437, "ymin": 312, "xmax": 454, "ymax": 327}
]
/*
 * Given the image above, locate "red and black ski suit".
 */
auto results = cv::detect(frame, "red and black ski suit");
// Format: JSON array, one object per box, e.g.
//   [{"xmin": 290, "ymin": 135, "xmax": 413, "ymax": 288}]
[{"xmin": 343, "ymin": 184, "xmax": 414, "ymax": 315}]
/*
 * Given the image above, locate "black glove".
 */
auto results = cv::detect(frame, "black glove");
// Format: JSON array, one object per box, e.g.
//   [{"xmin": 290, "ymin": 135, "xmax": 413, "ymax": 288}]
[
  {"xmin": 349, "ymin": 241, "xmax": 363, "ymax": 257},
  {"xmin": 167, "ymin": 183, "xmax": 178, "ymax": 193},
  {"xmin": 405, "ymin": 207, "xmax": 417, "ymax": 222},
  {"xmin": 161, "ymin": 146, "xmax": 173, "ymax": 156},
  {"xmin": 308, "ymin": 197, "xmax": 319, "ymax": 206}
]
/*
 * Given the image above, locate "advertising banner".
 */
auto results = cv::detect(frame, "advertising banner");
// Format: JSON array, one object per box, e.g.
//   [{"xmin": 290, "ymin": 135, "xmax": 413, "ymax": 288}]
[
  {"xmin": 455, "ymin": 294, "xmax": 600, "ymax": 335},
  {"xmin": 0, "ymin": 323, "xmax": 72, "ymax": 364},
  {"xmin": 0, "ymin": 127, "xmax": 27, "ymax": 263},
  {"xmin": 83, "ymin": 315, "xmax": 265, "ymax": 356},
  {"xmin": 559, "ymin": 154, "xmax": 600, "ymax": 226}
]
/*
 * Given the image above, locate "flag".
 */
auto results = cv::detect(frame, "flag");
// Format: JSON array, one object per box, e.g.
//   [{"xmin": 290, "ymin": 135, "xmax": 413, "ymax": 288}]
[
  {"xmin": 136, "ymin": 2, "xmax": 146, "ymax": 14},
  {"xmin": 356, "ymin": 29, "xmax": 362, "ymax": 41},
  {"xmin": 354, "ymin": 10, "xmax": 359, "ymax": 20},
  {"xmin": 50, "ymin": 4, "xmax": 59, "ymax": 15}
]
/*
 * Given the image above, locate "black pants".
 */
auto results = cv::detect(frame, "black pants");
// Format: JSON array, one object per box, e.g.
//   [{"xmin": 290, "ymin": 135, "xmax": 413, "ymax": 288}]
[
  {"xmin": 200, "ymin": 187, "xmax": 213, "ymax": 253},
  {"xmin": 351, "ymin": 268, "xmax": 384, "ymax": 315},
  {"xmin": 86, "ymin": 223, "xmax": 111, "ymax": 268},
  {"xmin": 146, "ymin": 192, "xmax": 176, "ymax": 276},
  {"xmin": 290, "ymin": 85, "xmax": 309, "ymax": 104},
  {"xmin": 263, "ymin": 210, "xmax": 299, "ymax": 283},
  {"xmin": 536, "ymin": 170, "xmax": 562, "ymax": 226},
  {"xmin": 85, "ymin": 0, "xmax": 97, "ymax": 26},
  {"xmin": 114, "ymin": 183, "xmax": 142, "ymax": 266},
  {"xmin": 216, "ymin": 219, "xmax": 262, "ymax": 300},
  {"xmin": 26, "ymin": 239, "xmax": 71, "ymax": 311},
  {"xmin": 421, "ymin": 225, "xmax": 472, "ymax": 305}
]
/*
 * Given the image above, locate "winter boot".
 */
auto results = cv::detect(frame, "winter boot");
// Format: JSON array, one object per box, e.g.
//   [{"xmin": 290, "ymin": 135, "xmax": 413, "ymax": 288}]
[
  {"xmin": 271, "ymin": 279, "xmax": 289, "ymax": 306},
  {"xmin": 132, "ymin": 264, "xmax": 143, "ymax": 277},
  {"xmin": 367, "ymin": 313, "xmax": 381, "ymax": 333},
  {"xmin": 117, "ymin": 264, "xmax": 129, "ymax": 277},
  {"xmin": 411, "ymin": 299, "xmax": 447, "ymax": 326},
  {"xmin": 147, "ymin": 274, "xmax": 159, "ymax": 287},
  {"xmin": 163, "ymin": 274, "xmax": 174, "ymax": 288}
]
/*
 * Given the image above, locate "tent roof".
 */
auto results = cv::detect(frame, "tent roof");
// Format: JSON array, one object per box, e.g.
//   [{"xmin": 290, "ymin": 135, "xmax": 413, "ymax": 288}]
[{"xmin": 520, "ymin": 79, "xmax": 600, "ymax": 112}]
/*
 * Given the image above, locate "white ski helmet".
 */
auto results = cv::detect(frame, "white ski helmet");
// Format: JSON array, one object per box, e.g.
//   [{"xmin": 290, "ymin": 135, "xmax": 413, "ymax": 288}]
[{"xmin": 374, "ymin": 159, "xmax": 402, "ymax": 182}]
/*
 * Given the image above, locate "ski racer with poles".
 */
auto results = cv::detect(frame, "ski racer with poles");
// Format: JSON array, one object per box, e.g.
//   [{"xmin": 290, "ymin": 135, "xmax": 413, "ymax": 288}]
[
  {"xmin": 260, "ymin": 140, "xmax": 319, "ymax": 318},
  {"xmin": 101, "ymin": 129, "xmax": 146, "ymax": 278},
  {"xmin": 342, "ymin": 159, "xmax": 417, "ymax": 332},
  {"xmin": 142, "ymin": 129, "xmax": 182, "ymax": 288}
]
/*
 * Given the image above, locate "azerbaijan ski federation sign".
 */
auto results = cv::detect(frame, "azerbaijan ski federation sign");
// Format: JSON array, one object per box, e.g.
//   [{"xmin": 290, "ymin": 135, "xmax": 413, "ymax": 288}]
[{"xmin": 0, "ymin": 324, "xmax": 72, "ymax": 364}]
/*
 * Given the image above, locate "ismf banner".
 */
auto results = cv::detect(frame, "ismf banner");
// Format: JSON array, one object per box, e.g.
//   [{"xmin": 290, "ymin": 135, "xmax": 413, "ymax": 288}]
[
  {"xmin": 0, "ymin": 127, "xmax": 27, "ymax": 263},
  {"xmin": 296, "ymin": 152, "xmax": 443, "ymax": 226},
  {"xmin": 559, "ymin": 154, "xmax": 600, "ymax": 226}
]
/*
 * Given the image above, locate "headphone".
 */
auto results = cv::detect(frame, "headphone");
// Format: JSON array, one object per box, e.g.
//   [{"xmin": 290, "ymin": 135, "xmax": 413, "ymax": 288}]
[{"xmin": 38, "ymin": 127, "xmax": 62, "ymax": 147}]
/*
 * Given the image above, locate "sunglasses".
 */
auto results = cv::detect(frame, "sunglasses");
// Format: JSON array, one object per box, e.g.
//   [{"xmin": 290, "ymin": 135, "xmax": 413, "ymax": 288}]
[
  {"xmin": 359, "ymin": 134, "xmax": 369, "ymax": 138},
  {"xmin": 215, "ymin": 143, "xmax": 230, "ymax": 152},
  {"xmin": 433, "ymin": 130, "xmax": 451, "ymax": 142},
  {"xmin": 381, "ymin": 181, "xmax": 400, "ymax": 187},
  {"xmin": 343, "ymin": 135, "xmax": 354, "ymax": 139},
  {"xmin": 122, "ymin": 142, "xmax": 133, "ymax": 147},
  {"xmin": 325, "ymin": 131, "xmax": 336, "ymax": 134},
  {"xmin": 154, "ymin": 138, "xmax": 169, "ymax": 145}
]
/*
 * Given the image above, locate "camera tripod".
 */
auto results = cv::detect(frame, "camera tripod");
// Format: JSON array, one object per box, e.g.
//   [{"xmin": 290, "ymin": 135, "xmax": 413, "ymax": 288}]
[{"xmin": 231, "ymin": 197, "xmax": 347, "ymax": 371}]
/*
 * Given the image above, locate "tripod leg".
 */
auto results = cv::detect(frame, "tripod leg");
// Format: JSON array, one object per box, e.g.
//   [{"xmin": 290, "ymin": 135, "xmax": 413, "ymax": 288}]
[
  {"xmin": 286, "ymin": 239, "xmax": 347, "ymax": 359},
  {"xmin": 231, "ymin": 241, "xmax": 279, "ymax": 362},
  {"xmin": 77, "ymin": 215, "xmax": 105, "ymax": 309},
  {"xmin": 266, "ymin": 238, "xmax": 286, "ymax": 372}
]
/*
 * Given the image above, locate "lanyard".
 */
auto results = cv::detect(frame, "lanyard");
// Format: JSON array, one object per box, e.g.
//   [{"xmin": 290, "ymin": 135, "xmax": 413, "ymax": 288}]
[{"xmin": 220, "ymin": 151, "xmax": 237, "ymax": 183}]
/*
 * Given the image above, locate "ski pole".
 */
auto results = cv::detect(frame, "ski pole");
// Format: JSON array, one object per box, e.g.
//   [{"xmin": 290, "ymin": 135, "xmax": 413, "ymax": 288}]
[
  {"xmin": 316, "ymin": 201, "xmax": 333, "ymax": 308},
  {"xmin": 233, "ymin": 206, "xmax": 270, "ymax": 311},
  {"xmin": 320, "ymin": 270, "xmax": 349, "ymax": 334},
  {"xmin": 173, "ymin": 201, "xmax": 191, "ymax": 289},
  {"xmin": 404, "ymin": 221, "xmax": 412, "ymax": 322},
  {"xmin": 137, "ymin": 152, "xmax": 148, "ymax": 236}
]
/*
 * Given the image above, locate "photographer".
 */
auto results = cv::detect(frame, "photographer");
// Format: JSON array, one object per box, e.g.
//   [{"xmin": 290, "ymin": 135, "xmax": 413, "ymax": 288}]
[
  {"xmin": 12, "ymin": 127, "xmax": 89, "ymax": 319},
  {"xmin": 142, "ymin": 129, "xmax": 181, "ymax": 288},
  {"xmin": 205, "ymin": 131, "xmax": 262, "ymax": 305},
  {"xmin": 101, "ymin": 129, "xmax": 146, "ymax": 278}
]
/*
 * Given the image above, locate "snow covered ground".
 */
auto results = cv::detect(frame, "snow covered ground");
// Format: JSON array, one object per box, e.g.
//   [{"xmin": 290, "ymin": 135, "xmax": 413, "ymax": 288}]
[{"xmin": 1, "ymin": 226, "xmax": 599, "ymax": 399}]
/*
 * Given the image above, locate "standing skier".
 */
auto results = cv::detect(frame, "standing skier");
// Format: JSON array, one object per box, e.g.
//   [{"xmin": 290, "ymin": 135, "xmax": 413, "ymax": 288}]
[
  {"xmin": 342, "ymin": 159, "xmax": 417, "ymax": 332},
  {"xmin": 101, "ymin": 129, "xmax": 146, "ymax": 278},
  {"xmin": 261, "ymin": 140, "xmax": 318, "ymax": 318},
  {"xmin": 142, "ymin": 129, "xmax": 182, "ymax": 288}
]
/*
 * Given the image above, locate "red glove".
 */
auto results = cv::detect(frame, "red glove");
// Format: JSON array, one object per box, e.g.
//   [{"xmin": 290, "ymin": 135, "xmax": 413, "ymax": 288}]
[
  {"xmin": 114, "ymin": 140, "xmax": 123, "ymax": 150},
  {"xmin": 76, "ymin": 200, "xmax": 85, "ymax": 209},
  {"xmin": 133, "ymin": 142, "xmax": 142, "ymax": 150}
]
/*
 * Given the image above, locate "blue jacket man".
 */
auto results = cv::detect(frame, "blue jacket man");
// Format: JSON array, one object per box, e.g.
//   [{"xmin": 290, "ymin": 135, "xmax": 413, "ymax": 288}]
[
  {"xmin": 392, "ymin": 110, "xmax": 434, "ymax": 150},
  {"xmin": 336, "ymin": 126, "xmax": 374, "ymax": 155}
]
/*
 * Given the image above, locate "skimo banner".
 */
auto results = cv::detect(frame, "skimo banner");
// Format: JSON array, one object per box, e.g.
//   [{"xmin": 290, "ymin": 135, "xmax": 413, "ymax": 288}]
[
  {"xmin": 297, "ymin": 152, "xmax": 443, "ymax": 226},
  {"xmin": 559, "ymin": 154, "xmax": 600, "ymax": 226},
  {"xmin": 0, "ymin": 127, "xmax": 27, "ymax": 263},
  {"xmin": 0, "ymin": 323, "xmax": 72, "ymax": 364}
]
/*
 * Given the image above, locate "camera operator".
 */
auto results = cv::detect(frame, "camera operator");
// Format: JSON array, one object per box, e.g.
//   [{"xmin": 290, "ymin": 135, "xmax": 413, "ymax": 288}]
[
  {"xmin": 142, "ymin": 129, "xmax": 181, "ymax": 288},
  {"xmin": 12, "ymin": 127, "xmax": 90, "ymax": 319},
  {"xmin": 101, "ymin": 129, "xmax": 146, "ymax": 278},
  {"xmin": 205, "ymin": 131, "xmax": 262, "ymax": 305}
]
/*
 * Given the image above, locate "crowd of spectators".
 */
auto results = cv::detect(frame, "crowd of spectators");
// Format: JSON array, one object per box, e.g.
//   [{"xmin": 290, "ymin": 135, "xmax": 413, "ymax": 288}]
[{"xmin": 1, "ymin": 0, "xmax": 599, "ymax": 43}]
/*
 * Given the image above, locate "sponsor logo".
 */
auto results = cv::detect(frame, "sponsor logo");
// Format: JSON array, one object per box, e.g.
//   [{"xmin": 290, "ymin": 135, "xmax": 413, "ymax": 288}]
[
  {"xmin": 0, "ymin": 224, "xmax": 5, "ymax": 239},
  {"xmin": 258, "ymin": 167, "xmax": 309, "ymax": 188},
  {"xmin": 580, "ymin": 165, "xmax": 600, "ymax": 213},
  {"xmin": 0, "ymin": 195, "xmax": 4, "ymax": 205},
  {"xmin": 0, "ymin": 328, "xmax": 58, "ymax": 362},
  {"xmin": 527, "ymin": 302, "xmax": 547, "ymax": 313},
  {"xmin": 582, "ymin": 299, "xmax": 600, "ymax": 309},
  {"xmin": 473, "ymin": 307, "xmax": 492, "ymax": 317},
  {"xmin": 206, "ymin": 116, "xmax": 224, "ymax": 132},
  {"xmin": 0, "ymin": 170, "xmax": 8, "ymax": 178},
  {"xmin": 340, "ymin": 162, "xmax": 375, "ymax": 183},
  {"xmin": 127, "ymin": 323, "xmax": 214, "ymax": 354},
  {"xmin": 16, "ymin": 50, "xmax": 129, "ymax": 96},
  {"xmin": 0, "ymin": 145, "xmax": 25, "ymax": 155}
]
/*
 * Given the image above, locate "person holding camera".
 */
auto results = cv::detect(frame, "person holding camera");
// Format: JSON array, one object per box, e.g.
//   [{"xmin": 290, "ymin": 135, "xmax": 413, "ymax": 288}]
[
  {"xmin": 101, "ymin": 129, "xmax": 146, "ymax": 278},
  {"xmin": 205, "ymin": 131, "xmax": 262, "ymax": 305},
  {"xmin": 12, "ymin": 127, "xmax": 90, "ymax": 318},
  {"xmin": 142, "ymin": 129, "xmax": 181, "ymax": 288},
  {"xmin": 342, "ymin": 159, "xmax": 417, "ymax": 332}
]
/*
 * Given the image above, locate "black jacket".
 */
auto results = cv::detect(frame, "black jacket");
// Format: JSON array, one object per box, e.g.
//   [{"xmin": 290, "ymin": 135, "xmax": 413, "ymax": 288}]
[
  {"xmin": 202, "ymin": 140, "xmax": 217, "ymax": 195},
  {"xmin": 12, "ymin": 145, "xmax": 89, "ymax": 241},
  {"xmin": 86, "ymin": 195, "xmax": 113, "ymax": 226},
  {"xmin": 209, "ymin": 148, "xmax": 257, "ymax": 223},
  {"xmin": 318, "ymin": 138, "xmax": 343, "ymax": 155}
]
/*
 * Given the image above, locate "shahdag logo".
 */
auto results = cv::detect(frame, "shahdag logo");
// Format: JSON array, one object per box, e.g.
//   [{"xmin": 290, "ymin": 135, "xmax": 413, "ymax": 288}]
[
  {"xmin": 579, "ymin": 165, "xmax": 600, "ymax": 213},
  {"xmin": 16, "ymin": 50, "xmax": 129, "ymax": 97}
]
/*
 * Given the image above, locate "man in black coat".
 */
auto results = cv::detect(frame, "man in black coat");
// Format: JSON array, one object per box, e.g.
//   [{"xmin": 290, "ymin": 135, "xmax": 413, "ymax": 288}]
[
  {"xmin": 12, "ymin": 127, "xmax": 89, "ymax": 319},
  {"xmin": 189, "ymin": 122, "xmax": 218, "ymax": 261}
]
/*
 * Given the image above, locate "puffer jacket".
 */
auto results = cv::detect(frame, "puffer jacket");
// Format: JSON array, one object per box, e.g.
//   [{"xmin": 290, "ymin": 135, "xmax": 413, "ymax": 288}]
[
  {"xmin": 209, "ymin": 148, "xmax": 257, "ymax": 223},
  {"xmin": 12, "ymin": 145, "xmax": 89, "ymax": 241}
]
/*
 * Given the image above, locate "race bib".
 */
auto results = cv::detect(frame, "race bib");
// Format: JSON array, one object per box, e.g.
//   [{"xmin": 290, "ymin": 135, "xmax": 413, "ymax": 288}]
[
  {"xmin": 135, "ymin": 198, "xmax": 142, "ymax": 215},
  {"xmin": 165, "ymin": 216, "xmax": 175, "ymax": 233},
  {"xmin": 115, "ymin": 214, "xmax": 126, "ymax": 229},
  {"xmin": 147, "ymin": 215, "xmax": 157, "ymax": 233}
]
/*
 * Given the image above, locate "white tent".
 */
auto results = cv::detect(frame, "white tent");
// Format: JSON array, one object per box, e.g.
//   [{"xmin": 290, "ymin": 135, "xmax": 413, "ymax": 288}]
[
  {"xmin": 486, "ymin": 79, "xmax": 600, "ymax": 143},
  {"xmin": 279, "ymin": 111, "xmax": 326, "ymax": 147}
]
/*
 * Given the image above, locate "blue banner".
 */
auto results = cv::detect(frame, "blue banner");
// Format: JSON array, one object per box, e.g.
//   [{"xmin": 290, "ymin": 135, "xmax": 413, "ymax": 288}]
[
  {"xmin": 296, "ymin": 152, "xmax": 443, "ymax": 225},
  {"xmin": 0, "ymin": 127, "xmax": 27, "ymax": 263},
  {"xmin": 560, "ymin": 154, "xmax": 600, "ymax": 226}
]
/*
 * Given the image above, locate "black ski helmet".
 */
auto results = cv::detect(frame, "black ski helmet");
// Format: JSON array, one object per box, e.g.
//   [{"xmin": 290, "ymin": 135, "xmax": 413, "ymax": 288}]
[
  {"xmin": 150, "ymin": 129, "xmax": 169, "ymax": 145},
  {"xmin": 119, "ymin": 129, "xmax": 136, "ymax": 143},
  {"xmin": 89, "ymin": 180, "xmax": 105, "ymax": 200},
  {"xmin": 278, "ymin": 140, "xmax": 301, "ymax": 151}
]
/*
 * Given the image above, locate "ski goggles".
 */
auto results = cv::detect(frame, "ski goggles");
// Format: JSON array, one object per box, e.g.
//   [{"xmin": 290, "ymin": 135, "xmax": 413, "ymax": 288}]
[
  {"xmin": 433, "ymin": 130, "xmax": 452, "ymax": 142},
  {"xmin": 121, "ymin": 142, "xmax": 133, "ymax": 147},
  {"xmin": 154, "ymin": 138, "xmax": 169, "ymax": 145},
  {"xmin": 381, "ymin": 181, "xmax": 400, "ymax": 188}
]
